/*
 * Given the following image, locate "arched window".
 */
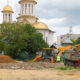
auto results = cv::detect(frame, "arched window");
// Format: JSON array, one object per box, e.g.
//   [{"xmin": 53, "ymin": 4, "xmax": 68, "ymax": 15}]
[
  {"xmin": 9, "ymin": 14, "xmax": 10, "ymax": 22},
  {"xmin": 32, "ymin": 4, "xmax": 33, "ymax": 15},
  {"xmin": 29, "ymin": 4, "xmax": 30, "ymax": 14},
  {"xmin": 25, "ymin": 4, "xmax": 27, "ymax": 14},
  {"xmin": 5, "ymin": 14, "xmax": 7, "ymax": 22},
  {"xmin": 46, "ymin": 37, "xmax": 48, "ymax": 43}
]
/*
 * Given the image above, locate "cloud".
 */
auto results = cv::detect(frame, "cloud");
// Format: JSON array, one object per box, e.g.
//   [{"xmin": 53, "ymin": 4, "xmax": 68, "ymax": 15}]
[
  {"xmin": 0, "ymin": 0, "xmax": 80, "ymax": 42},
  {"xmin": 38, "ymin": 18, "xmax": 80, "ymax": 42},
  {"xmin": 36, "ymin": 0, "xmax": 80, "ymax": 27},
  {"xmin": 39, "ymin": 18, "xmax": 66, "ymax": 25}
]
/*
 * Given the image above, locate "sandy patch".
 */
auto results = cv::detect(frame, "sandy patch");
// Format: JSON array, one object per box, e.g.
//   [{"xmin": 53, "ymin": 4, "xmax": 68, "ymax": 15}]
[{"xmin": 0, "ymin": 69, "xmax": 80, "ymax": 80}]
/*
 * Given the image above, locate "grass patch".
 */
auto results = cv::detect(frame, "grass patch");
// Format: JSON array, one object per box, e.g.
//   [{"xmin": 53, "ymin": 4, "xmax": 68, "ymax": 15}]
[{"xmin": 56, "ymin": 66, "xmax": 80, "ymax": 71}]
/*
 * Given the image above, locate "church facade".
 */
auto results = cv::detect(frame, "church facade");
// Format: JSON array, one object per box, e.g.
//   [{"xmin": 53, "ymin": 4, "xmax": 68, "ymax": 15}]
[{"xmin": 2, "ymin": 0, "xmax": 55, "ymax": 46}]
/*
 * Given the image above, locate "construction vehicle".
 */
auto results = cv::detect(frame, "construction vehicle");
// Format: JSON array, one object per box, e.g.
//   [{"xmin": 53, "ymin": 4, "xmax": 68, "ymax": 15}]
[
  {"xmin": 64, "ymin": 45, "xmax": 80, "ymax": 66},
  {"xmin": 30, "ymin": 48, "xmax": 58, "ymax": 63},
  {"xmin": 30, "ymin": 44, "xmax": 80, "ymax": 65}
]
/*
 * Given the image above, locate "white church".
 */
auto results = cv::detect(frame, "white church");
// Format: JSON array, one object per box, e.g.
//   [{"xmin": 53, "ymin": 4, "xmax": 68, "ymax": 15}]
[{"xmin": 2, "ymin": 0, "xmax": 55, "ymax": 46}]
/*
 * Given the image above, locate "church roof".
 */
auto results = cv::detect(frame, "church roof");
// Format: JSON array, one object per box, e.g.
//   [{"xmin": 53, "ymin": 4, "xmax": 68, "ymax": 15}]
[
  {"xmin": 2, "ymin": 5, "xmax": 13, "ymax": 13},
  {"xmin": 33, "ymin": 22, "xmax": 49, "ymax": 30},
  {"xmin": 62, "ymin": 38, "xmax": 73, "ymax": 44},
  {"xmin": 21, "ymin": 18, "xmax": 30, "ymax": 24},
  {"xmin": 19, "ymin": 0, "xmax": 37, "ymax": 4}
]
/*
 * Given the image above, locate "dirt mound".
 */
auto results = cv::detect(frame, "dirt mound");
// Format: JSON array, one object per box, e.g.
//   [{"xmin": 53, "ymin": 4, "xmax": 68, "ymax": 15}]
[{"xmin": 0, "ymin": 55, "xmax": 17, "ymax": 63}]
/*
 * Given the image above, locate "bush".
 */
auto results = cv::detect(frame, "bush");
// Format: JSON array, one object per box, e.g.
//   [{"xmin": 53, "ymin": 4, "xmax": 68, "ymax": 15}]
[{"xmin": 0, "ymin": 23, "xmax": 48, "ymax": 59}]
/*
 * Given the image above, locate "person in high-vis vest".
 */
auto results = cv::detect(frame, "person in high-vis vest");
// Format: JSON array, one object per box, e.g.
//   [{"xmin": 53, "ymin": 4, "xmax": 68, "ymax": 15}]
[{"xmin": 57, "ymin": 56, "xmax": 60, "ymax": 63}]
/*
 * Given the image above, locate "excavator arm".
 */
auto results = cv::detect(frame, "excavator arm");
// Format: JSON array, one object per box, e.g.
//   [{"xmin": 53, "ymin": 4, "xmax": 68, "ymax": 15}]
[{"xmin": 57, "ymin": 44, "xmax": 80, "ymax": 57}]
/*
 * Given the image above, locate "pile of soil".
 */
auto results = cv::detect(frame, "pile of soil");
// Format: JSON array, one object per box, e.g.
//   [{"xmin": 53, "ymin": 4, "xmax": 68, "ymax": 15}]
[{"xmin": 0, "ymin": 55, "xmax": 17, "ymax": 63}]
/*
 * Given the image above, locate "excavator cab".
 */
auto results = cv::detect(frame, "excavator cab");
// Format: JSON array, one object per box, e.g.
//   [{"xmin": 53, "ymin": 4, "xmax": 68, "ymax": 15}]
[
  {"xmin": 41, "ymin": 48, "xmax": 58, "ymax": 63},
  {"xmin": 42, "ymin": 48, "xmax": 52, "ymax": 57}
]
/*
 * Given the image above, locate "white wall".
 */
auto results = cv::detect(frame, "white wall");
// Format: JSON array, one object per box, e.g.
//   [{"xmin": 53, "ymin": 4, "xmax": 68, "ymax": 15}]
[
  {"xmin": 37, "ymin": 29, "xmax": 54, "ymax": 46},
  {"xmin": 57, "ymin": 34, "xmax": 80, "ymax": 45}
]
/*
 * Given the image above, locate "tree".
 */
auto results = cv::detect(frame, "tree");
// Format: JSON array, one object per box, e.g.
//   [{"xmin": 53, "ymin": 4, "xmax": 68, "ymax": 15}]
[
  {"xmin": 0, "ymin": 23, "xmax": 28, "ymax": 58},
  {"xmin": 25, "ymin": 24, "xmax": 48, "ymax": 54},
  {"xmin": 0, "ymin": 23, "xmax": 48, "ymax": 59},
  {"xmin": 71, "ymin": 37, "xmax": 80, "ymax": 45}
]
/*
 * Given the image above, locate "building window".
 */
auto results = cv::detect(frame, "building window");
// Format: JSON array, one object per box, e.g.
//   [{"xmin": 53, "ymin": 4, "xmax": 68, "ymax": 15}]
[
  {"xmin": 9, "ymin": 14, "xmax": 10, "ymax": 22},
  {"xmin": 29, "ymin": 4, "xmax": 30, "ymax": 14},
  {"xmin": 61, "ymin": 37, "xmax": 63, "ymax": 39},
  {"xmin": 46, "ymin": 37, "xmax": 48, "ymax": 43},
  {"xmin": 5, "ymin": 14, "xmax": 7, "ymax": 16},
  {"xmin": 25, "ymin": 4, "xmax": 27, "ymax": 7},
  {"xmin": 67, "ymin": 35, "xmax": 70, "ymax": 38},
  {"xmin": 44, "ymin": 31, "xmax": 45, "ymax": 39},
  {"xmin": 32, "ymin": 4, "xmax": 33, "ymax": 15},
  {"xmin": 5, "ymin": 14, "xmax": 7, "ymax": 22},
  {"xmin": 25, "ymin": 4, "xmax": 27, "ymax": 14}
]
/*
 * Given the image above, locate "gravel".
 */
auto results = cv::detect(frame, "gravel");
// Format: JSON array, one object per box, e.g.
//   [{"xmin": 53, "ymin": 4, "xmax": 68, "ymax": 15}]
[{"xmin": 0, "ymin": 62, "xmax": 64, "ymax": 70}]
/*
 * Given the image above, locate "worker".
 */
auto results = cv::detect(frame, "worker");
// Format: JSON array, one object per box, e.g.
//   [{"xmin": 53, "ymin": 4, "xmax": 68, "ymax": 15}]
[{"xmin": 57, "ymin": 56, "xmax": 60, "ymax": 63}]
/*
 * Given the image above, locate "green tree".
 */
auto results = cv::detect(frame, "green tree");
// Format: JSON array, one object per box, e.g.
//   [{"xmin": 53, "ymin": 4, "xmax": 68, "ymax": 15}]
[
  {"xmin": 71, "ymin": 37, "xmax": 80, "ymax": 45},
  {"xmin": 0, "ymin": 23, "xmax": 28, "ymax": 58},
  {"xmin": 0, "ymin": 23, "xmax": 48, "ymax": 59},
  {"xmin": 25, "ymin": 24, "xmax": 48, "ymax": 54}
]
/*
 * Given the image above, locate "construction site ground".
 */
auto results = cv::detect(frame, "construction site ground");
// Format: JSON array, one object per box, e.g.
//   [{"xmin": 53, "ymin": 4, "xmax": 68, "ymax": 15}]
[
  {"xmin": 0, "ymin": 62, "xmax": 64, "ymax": 69},
  {"xmin": 0, "ymin": 55, "xmax": 80, "ymax": 80},
  {"xmin": 0, "ymin": 69, "xmax": 80, "ymax": 80},
  {"xmin": 0, "ymin": 62, "xmax": 80, "ymax": 80},
  {"xmin": 0, "ymin": 55, "xmax": 64, "ymax": 69}
]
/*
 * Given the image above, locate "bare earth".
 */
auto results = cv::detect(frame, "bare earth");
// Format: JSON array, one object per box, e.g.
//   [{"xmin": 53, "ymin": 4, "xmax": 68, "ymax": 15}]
[
  {"xmin": 0, "ymin": 69, "xmax": 80, "ymax": 80},
  {"xmin": 0, "ymin": 55, "xmax": 80, "ymax": 80}
]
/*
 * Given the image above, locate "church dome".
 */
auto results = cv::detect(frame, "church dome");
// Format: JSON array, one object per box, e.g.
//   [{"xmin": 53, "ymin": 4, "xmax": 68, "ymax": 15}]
[
  {"xmin": 2, "ymin": 5, "xmax": 13, "ymax": 12},
  {"xmin": 33, "ymin": 22, "xmax": 49, "ymax": 30}
]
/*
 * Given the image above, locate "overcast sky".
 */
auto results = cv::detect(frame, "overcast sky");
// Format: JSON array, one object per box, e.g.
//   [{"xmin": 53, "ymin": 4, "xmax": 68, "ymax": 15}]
[{"xmin": 0, "ymin": 0, "xmax": 80, "ymax": 42}]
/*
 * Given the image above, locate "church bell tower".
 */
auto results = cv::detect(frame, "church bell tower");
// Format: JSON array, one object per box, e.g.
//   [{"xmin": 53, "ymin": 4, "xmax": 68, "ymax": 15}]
[
  {"xmin": 2, "ymin": 0, "xmax": 14, "ymax": 23},
  {"xmin": 17, "ymin": 0, "xmax": 38, "ymax": 24}
]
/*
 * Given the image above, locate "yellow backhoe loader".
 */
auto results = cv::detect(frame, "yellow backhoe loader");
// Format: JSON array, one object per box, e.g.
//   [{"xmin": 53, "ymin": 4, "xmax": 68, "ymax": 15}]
[{"xmin": 30, "ymin": 44, "xmax": 80, "ymax": 64}]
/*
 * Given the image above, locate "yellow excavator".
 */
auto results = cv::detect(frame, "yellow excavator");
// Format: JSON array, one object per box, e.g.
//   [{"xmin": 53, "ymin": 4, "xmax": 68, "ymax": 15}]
[{"xmin": 30, "ymin": 44, "xmax": 80, "ymax": 64}]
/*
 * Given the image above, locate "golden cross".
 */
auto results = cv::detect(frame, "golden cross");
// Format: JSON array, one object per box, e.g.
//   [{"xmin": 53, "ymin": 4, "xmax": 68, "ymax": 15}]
[{"xmin": 7, "ymin": 0, "xmax": 9, "ymax": 5}]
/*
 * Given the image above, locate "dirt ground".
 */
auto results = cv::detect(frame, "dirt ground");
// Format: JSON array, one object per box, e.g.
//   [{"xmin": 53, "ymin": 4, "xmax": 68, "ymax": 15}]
[
  {"xmin": 0, "ymin": 69, "xmax": 80, "ymax": 80},
  {"xmin": 0, "ymin": 55, "xmax": 79, "ymax": 80},
  {"xmin": 0, "ymin": 62, "xmax": 64, "ymax": 69}
]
